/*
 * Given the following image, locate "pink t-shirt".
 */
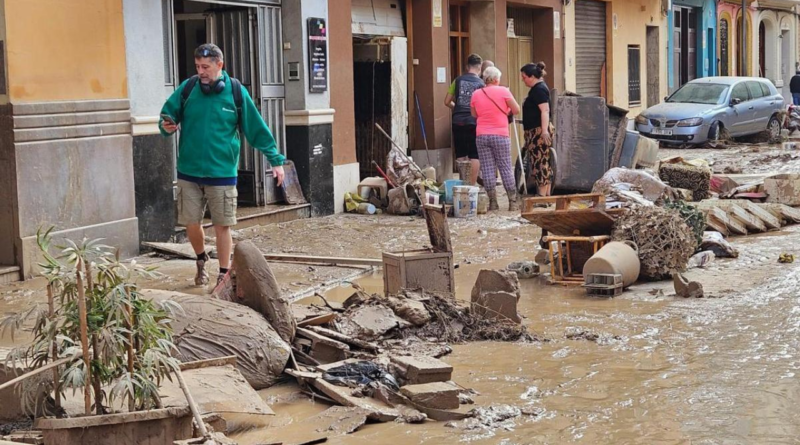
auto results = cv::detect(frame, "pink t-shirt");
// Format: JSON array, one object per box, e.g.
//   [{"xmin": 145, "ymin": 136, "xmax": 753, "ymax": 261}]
[{"xmin": 470, "ymin": 86, "xmax": 514, "ymax": 137}]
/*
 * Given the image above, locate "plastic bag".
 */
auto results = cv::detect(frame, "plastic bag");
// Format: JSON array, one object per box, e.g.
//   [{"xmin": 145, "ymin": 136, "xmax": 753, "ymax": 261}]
[{"xmin": 322, "ymin": 360, "xmax": 400, "ymax": 391}]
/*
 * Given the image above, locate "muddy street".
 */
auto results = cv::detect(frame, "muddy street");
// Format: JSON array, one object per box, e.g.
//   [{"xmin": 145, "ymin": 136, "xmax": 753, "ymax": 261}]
[
  {"xmin": 2, "ymin": 144, "xmax": 800, "ymax": 444},
  {"xmin": 224, "ymin": 223, "xmax": 800, "ymax": 445}
]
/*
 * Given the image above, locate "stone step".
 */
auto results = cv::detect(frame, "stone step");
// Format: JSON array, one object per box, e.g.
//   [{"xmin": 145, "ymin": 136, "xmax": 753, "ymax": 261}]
[
  {"xmin": 174, "ymin": 204, "xmax": 312, "ymax": 241},
  {"xmin": 0, "ymin": 266, "xmax": 21, "ymax": 285}
]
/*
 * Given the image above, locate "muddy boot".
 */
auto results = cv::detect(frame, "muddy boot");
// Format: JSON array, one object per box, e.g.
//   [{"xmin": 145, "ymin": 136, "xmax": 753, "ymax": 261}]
[
  {"xmin": 487, "ymin": 189, "xmax": 499, "ymax": 211},
  {"xmin": 195, "ymin": 253, "xmax": 210, "ymax": 286},
  {"xmin": 507, "ymin": 189, "xmax": 519, "ymax": 212}
]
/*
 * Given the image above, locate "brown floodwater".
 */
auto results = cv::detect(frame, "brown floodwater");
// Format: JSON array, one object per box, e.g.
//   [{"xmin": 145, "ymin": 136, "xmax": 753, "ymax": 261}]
[
  {"xmin": 3, "ymin": 201, "xmax": 800, "ymax": 444},
  {"xmin": 233, "ymin": 223, "xmax": 800, "ymax": 445}
]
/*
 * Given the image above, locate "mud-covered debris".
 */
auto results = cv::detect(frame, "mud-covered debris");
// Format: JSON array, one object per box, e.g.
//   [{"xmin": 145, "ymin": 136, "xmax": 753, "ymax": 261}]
[
  {"xmin": 470, "ymin": 270, "xmax": 521, "ymax": 301},
  {"xmin": 506, "ymin": 261, "xmax": 540, "ymax": 279},
  {"xmin": 564, "ymin": 327, "xmax": 623, "ymax": 343},
  {"xmin": 400, "ymin": 382, "xmax": 460, "ymax": 410},
  {"xmin": 445, "ymin": 404, "xmax": 521, "ymax": 431},
  {"xmin": 471, "ymin": 270, "xmax": 522, "ymax": 324},
  {"xmin": 232, "ymin": 241, "xmax": 297, "ymax": 343},
  {"xmin": 334, "ymin": 289, "xmax": 535, "ymax": 347},
  {"xmin": 613, "ymin": 206, "xmax": 697, "ymax": 280},
  {"xmin": 337, "ymin": 305, "xmax": 404, "ymax": 340},
  {"xmin": 391, "ymin": 356, "xmax": 453, "ymax": 385},
  {"xmin": 673, "ymin": 273, "xmax": 704, "ymax": 298},
  {"xmin": 385, "ymin": 297, "xmax": 432, "ymax": 326}
]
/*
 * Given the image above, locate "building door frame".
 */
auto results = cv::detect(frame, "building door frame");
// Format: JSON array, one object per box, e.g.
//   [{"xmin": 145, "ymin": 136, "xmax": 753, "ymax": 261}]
[{"xmin": 167, "ymin": 0, "xmax": 286, "ymax": 206}]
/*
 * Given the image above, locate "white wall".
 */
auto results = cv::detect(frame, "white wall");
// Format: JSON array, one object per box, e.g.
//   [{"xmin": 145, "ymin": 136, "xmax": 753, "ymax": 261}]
[{"xmin": 123, "ymin": 0, "xmax": 171, "ymax": 129}]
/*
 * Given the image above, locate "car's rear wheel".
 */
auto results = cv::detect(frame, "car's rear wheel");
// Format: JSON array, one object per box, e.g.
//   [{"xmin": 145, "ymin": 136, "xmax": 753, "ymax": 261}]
[{"xmin": 766, "ymin": 115, "xmax": 782, "ymax": 143}]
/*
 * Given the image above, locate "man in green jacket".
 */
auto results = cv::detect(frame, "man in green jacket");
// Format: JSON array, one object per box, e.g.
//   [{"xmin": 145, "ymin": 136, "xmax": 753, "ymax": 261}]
[{"xmin": 160, "ymin": 43, "xmax": 285, "ymax": 286}]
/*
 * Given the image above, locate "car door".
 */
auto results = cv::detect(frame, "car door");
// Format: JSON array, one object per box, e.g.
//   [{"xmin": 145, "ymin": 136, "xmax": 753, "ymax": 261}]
[
  {"xmin": 727, "ymin": 82, "xmax": 753, "ymax": 136},
  {"xmin": 747, "ymin": 81, "xmax": 770, "ymax": 132}
]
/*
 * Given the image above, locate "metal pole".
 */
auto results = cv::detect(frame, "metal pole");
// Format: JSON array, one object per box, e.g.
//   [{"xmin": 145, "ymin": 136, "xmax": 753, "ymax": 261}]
[{"xmin": 741, "ymin": 0, "xmax": 747, "ymax": 75}]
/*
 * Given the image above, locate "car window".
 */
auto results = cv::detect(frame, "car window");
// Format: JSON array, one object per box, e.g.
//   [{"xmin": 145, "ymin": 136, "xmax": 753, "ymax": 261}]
[
  {"xmin": 666, "ymin": 83, "xmax": 729, "ymax": 104},
  {"xmin": 747, "ymin": 81, "xmax": 765, "ymax": 99},
  {"xmin": 760, "ymin": 82, "xmax": 772, "ymax": 97},
  {"xmin": 731, "ymin": 83, "xmax": 750, "ymax": 102}
]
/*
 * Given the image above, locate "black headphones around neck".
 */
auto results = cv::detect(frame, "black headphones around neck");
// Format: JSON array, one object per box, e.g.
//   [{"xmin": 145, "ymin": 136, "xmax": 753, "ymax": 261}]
[{"xmin": 199, "ymin": 77, "xmax": 226, "ymax": 94}]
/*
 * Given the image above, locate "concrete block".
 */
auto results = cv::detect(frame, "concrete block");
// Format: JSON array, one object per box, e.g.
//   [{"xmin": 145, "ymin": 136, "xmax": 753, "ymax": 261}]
[
  {"xmin": 390, "ymin": 356, "xmax": 452, "ymax": 384},
  {"xmin": 471, "ymin": 291, "xmax": 521, "ymax": 323},
  {"xmin": 470, "ymin": 269, "xmax": 521, "ymax": 302},
  {"xmin": 400, "ymin": 382, "xmax": 460, "ymax": 410}
]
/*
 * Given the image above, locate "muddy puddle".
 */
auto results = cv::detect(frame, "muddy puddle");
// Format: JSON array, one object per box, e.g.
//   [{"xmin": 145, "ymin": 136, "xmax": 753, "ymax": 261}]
[{"xmin": 233, "ymin": 225, "xmax": 800, "ymax": 444}]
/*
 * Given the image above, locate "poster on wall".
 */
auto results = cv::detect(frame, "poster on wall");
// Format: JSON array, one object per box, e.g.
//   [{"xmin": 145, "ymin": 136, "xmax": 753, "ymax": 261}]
[
  {"xmin": 433, "ymin": 0, "xmax": 443, "ymax": 27},
  {"xmin": 307, "ymin": 17, "xmax": 328, "ymax": 93}
]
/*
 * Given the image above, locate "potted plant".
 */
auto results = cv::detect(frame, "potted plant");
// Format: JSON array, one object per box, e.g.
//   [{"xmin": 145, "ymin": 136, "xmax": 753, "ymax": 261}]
[{"xmin": 1, "ymin": 229, "xmax": 193, "ymax": 444}]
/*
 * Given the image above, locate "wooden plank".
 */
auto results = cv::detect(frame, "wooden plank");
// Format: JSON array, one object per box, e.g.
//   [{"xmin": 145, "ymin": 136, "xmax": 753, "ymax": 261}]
[
  {"xmin": 522, "ymin": 209, "xmax": 615, "ymax": 236},
  {"xmin": 760, "ymin": 203, "xmax": 800, "ymax": 223},
  {"xmin": 423, "ymin": 204, "xmax": 452, "ymax": 253},
  {"xmin": 707, "ymin": 216, "xmax": 730, "ymax": 236},
  {"xmin": 736, "ymin": 200, "xmax": 781, "ymax": 230},
  {"xmin": 306, "ymin": 326, "xmax": 380, "ymax": 353},
  {"xmin": 297, "ymin": 313, "xmax": 337, "ymax": 328},
  {"xmin": 311, "ymin": 379, "xmax": 400, "ymax": 422},
  {"xmin": 179, "ymin": 356, "xmax": 237, "ymax": 372},
  {"xmin": 143, "ymin": 242, "xmax": 212, "ymax": 259},
  {"xmin": 728, "ymin": 205, "xmax": 766, "ymax": 232},
  {"xmin": 263, "ymin": 254, "xmax": 382, "ymax": 267}
]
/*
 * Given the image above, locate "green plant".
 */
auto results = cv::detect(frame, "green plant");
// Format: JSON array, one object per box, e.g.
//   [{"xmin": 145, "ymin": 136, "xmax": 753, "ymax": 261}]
[
  {"xmin": 664, "ymin": 199, "xmax": 706, "ymax": 248},
  {"xmin": 1, "ymin": 228, "xmax": 182, "ymax": 416}
]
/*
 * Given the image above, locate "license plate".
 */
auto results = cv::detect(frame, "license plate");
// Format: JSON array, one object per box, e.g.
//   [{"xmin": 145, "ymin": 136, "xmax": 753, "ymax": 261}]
[{"xmin": 652, "ymin": 128, "xmax": 673, "ymax": 136}]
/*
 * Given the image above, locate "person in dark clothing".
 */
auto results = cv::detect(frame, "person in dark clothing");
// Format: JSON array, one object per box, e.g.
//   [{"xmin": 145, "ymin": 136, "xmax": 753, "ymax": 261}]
[
  {"xmin": 445, "ymin": 54, "xmax": 485, "ymax": 184},
  {"xmin": 520, "ymin": 61, "xmax": 554, "ymax": 197},
  {"xmin": 790, "ymin": 70, "xmax": 800, "ymax": 105}
]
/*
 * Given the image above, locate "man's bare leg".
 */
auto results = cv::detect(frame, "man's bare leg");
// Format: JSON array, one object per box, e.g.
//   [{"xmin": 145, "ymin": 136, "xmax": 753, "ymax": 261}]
[{"xmin": 215, "ymin": 225, "xmax": 232, "ymax": 270}]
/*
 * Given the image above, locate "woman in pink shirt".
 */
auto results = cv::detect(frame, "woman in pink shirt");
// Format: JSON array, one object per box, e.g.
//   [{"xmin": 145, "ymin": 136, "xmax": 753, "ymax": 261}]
[{"xmin": 470, "ymin": 67, "xmax": 522, "ymax": 211}]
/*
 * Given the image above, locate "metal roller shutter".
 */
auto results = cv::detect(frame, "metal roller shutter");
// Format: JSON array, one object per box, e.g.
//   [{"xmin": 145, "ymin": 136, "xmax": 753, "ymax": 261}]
[{"xmin": 575, "ymin": 0, "xmax": 607, "ymax": 97}]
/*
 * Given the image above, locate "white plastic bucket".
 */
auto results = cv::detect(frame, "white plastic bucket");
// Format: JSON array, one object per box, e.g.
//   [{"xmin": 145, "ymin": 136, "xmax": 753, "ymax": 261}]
[{"xmin": 453, "ymin": 186, "xmax": 479, "ymax": 218}]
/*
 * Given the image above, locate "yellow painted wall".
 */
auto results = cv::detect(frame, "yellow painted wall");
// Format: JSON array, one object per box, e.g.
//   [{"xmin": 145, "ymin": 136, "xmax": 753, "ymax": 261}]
[
  {"xmin": 564, "ymin": 0, "xmax": 668, "ymax": 116},
  {"xmin": 607, "ymin": 0, "xmax": 668, "ymax": 116},
  {"xmin": 5, "ymin": 0, "xmax": 127, "ymax": 103}
]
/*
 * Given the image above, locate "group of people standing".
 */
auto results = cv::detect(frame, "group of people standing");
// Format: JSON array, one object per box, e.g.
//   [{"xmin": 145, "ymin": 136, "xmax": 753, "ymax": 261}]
[{"xmin": 445, "ymin": 53, "xmax": 553, "ymax": 212}]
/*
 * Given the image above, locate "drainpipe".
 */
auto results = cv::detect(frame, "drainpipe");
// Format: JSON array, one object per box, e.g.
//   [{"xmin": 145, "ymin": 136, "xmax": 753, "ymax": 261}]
[{"xmin": 741, "ymin": 0, "xmax": 747, "ymax": 75}]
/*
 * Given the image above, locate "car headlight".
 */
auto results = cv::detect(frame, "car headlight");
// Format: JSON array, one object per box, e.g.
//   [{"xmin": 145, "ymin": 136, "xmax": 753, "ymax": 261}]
[
  {"xmin": 677, "ymin": 117, "xmax": 704, "ymax": 127},
  {"xmin": 635, "ymin": 114, "xmax": 649, "ymax": 125}
]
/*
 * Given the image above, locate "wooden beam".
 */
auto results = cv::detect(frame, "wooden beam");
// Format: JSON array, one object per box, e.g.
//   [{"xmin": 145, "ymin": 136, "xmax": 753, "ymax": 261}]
[{"xmin": 263, "ymin": 254, "xmax": 382, "ymax": 267}]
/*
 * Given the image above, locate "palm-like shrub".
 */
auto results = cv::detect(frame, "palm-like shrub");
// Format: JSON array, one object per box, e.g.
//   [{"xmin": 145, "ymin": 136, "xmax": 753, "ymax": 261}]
[{"xmin": 1, "ymin": 228, "xmax": 181, "ymax": 416}]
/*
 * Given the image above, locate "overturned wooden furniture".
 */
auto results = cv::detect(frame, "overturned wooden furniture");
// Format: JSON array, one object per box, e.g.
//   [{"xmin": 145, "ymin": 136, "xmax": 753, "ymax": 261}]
[
  {"xmin": 383, "ymin": 204, "xmax": 455, "ymax": 296},
  {"xmin": 521, "ymin": 194, "xmax": 617, "ymax": 286},
  {"xmin": 544, "ymin": 235, "xmax": 610, "ymax": 286},
  {"xmin": 521, "ymin": 193, "xmax": 616, "ymax": 236}
]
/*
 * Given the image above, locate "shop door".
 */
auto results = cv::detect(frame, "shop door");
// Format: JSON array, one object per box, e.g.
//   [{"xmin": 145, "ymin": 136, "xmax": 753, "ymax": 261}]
[{"xmin": 575, "ymin": 0, "xmax": 607, "ymax": 97}]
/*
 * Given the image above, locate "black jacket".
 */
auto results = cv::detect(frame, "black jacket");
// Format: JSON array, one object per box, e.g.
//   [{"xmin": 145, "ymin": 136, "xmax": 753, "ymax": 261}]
[{"xmin": 791, "ymin": 75, "xmax": 800, "ymax": 94}]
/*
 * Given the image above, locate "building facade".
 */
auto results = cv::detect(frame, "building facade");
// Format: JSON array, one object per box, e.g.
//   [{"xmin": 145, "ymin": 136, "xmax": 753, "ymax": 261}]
[{"xmin": 565, "ymin": 0, "xmax": 671, "ymax": 115}]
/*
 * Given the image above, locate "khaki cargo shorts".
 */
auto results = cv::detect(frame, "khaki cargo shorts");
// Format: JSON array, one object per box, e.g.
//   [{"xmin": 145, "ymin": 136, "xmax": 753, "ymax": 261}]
[{"xmin": 176, "ymin": 179, "xmax": 238, "ymax": 227}]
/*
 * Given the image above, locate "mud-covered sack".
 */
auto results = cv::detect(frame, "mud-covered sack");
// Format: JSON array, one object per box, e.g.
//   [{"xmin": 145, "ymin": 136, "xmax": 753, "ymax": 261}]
[
  {"xmin": 232, "ymin": 241, "xmax": 297, "ymax": 344},
  {"xmin": 142, "ymin": 289, "xmax": 291, "ymax": 390}
]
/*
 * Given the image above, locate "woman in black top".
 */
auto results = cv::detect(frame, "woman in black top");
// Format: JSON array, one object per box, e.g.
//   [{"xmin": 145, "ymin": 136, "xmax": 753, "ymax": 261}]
[{"xmin": 520, "ymin": 62, "xmax": 554, "ymax": 197}]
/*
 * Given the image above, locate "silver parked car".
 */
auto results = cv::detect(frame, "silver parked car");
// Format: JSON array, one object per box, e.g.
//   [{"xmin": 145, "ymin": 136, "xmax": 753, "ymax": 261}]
[{"xmin": 635, "ymin": 77, "xmax": 784, "ymax": 145}]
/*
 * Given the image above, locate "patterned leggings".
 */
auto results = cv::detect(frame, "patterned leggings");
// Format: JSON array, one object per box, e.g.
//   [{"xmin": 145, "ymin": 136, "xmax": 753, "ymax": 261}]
[{"xmin": 476, "ymin": 134, "xmax": 516, "ymax": 192}]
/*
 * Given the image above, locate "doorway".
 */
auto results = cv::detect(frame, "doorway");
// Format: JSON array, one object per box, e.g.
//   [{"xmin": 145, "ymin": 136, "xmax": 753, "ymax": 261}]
[
  {"xmin": 171, "ymin": 0, "xmax": 286, "ymax": 206},
  {"xmin": 352, "ymin": 37, "xmax": 408, "ymax": 180},
  {"xmin": 672, "ymin": 6, "xmax": 698, "ymax": 91},
  {"xmin": 646, "ymin": 26, "xmax": 660, "ymax": 107}
]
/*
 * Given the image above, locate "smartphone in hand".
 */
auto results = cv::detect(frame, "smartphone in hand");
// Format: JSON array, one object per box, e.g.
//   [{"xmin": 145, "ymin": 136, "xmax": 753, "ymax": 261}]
[{"xmin": 160, "ymin": 114, "xmax": 176, "ymax": 125}]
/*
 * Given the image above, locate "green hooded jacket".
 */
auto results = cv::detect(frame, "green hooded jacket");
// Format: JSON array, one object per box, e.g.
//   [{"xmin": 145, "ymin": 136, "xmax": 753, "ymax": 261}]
[{"xmin": 159, "ymin": 71, "xmax": 285, "ymax": 179}]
